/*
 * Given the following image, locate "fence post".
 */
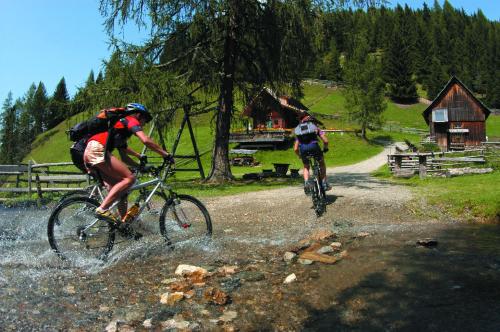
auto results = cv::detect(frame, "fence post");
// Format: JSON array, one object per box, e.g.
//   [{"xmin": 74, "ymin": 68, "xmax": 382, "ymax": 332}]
[
  {"xmin": 419, "ymin": 155, "xmax": 427, "ymax": 179},
  {"xmin": 394, "ymin": 155, "xmax": 402, "ymax": 172},
  {"xmin": 35, "ymin": 174, "xmax": 43, "ymax": 200},
  {"xmin": 27, "ymin": 160, "xmax": 32, "ymax": 197}
]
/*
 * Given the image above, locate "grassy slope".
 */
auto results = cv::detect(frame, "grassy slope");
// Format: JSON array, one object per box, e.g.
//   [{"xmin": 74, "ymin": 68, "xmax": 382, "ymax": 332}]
[
  {"xmin": 24, "ymin": 85, "xmax": 500, "ymax": 216},
  {"xmin": 26, "ymin": 84, "xmax": 387, "ymax": 180}
]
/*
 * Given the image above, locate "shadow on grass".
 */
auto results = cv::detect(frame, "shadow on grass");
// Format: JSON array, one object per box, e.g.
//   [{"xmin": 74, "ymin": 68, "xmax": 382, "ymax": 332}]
[
  {"xmin": 301, "ymin": 224, "xmax": 500, "ymax": 331},
  {"xmin": 368, "ymin": 135, "xmax": 395, "ymax": 146}
]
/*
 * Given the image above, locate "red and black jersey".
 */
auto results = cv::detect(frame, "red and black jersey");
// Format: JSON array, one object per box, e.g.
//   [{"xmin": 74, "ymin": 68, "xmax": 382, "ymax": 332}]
[{"xmin": 87, "ymin": 115, "xmax": 142, "ymax": 150}]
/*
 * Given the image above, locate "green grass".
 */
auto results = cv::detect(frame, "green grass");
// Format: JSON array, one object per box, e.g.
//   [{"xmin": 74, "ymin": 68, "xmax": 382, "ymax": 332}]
[
  {"xmin": 372, "ymin": 164, "xmax": 500, "ymax": 221},
  {"xmin": 487, "ymin": 114, "xmax": 500, "ymax": 139},
  {"xmin": 383, "ymin": 102, "xmax": 428, "ymax": 129},
  {"xmin": 406, "ymin": 172, "xmax": 499, "ymax": 221},
  {"xmin": 21, "ymin": 84, "xmax": 500, "ymax": 217}
]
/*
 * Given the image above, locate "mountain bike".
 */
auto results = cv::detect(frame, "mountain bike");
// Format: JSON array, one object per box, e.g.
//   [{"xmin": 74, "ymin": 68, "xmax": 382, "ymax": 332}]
[
  {"xmin": 304, "ymin": 153, "xmax": 327, "ymax": 217},
  {"xmin": 47, "ymin": 160, "xmax": 212, "ymax": 261}
]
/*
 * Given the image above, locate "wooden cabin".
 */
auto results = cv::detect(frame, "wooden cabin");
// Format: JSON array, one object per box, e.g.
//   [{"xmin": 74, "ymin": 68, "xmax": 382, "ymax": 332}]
[
  {"xmin": 242, "ymin": 87, "xmax": 311, "ymax": 130},
  {"xmin": 422, "ymin": 76, "xmax": 491, "ymax": 151},
  {"xmin": 230, "ymin": 87, "xmax": 320, "ymax": 148}
]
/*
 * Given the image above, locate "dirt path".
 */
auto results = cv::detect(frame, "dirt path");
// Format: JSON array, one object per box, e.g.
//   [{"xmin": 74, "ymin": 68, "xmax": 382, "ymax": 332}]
[{"xmin": 202, "ymin": 146, "xmax": 413, "ymax": 238}]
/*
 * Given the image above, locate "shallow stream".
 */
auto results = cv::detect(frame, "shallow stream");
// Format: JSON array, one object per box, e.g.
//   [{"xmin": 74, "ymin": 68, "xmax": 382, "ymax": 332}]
[{"xmin": 1, "ymin": 203, "xmax": 500, "ymax": 331}]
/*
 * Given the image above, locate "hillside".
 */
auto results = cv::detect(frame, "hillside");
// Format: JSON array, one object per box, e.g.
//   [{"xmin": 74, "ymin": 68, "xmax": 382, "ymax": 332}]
[{"xmin": 25, "ymin": 84, "xmax": 434, "ymax": 179}]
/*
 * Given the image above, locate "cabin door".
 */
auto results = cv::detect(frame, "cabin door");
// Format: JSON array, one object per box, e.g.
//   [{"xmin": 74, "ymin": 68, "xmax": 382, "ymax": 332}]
[{"xmin": 449, "ymin": 132, "xmax": 466, "ymax": 150}]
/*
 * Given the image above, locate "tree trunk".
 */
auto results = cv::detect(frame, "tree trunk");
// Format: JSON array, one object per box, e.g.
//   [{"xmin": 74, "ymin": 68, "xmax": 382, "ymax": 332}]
[{"xmin": 206, "ymin": 1, "xmax": 238, "ymax": 183}]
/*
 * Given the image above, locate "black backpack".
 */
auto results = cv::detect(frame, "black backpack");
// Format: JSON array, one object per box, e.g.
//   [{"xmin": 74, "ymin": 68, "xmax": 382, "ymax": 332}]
[
  {"xmin": 68, "ymin": 107, "xmax": 135, "ymax": 172},
  {"xmin": 67, "ymin": 107, "xmax": 135, "ymax": 141},
  {"xmin": 70, "ymin": 137, "xmax": 88, "ymax": 173}
]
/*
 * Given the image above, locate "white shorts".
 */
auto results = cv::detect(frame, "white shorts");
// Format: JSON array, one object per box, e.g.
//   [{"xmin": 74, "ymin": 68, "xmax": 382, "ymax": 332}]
[{"xmin": 84, "ymin": 140, "xmax": 106, "ymax": 167}]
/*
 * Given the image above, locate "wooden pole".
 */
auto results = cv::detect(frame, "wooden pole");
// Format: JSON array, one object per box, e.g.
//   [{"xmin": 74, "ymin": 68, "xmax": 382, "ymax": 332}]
[
  {"xmin": 184, "ymin": 105, "xmax": 205, "ymax": 179},
  {"xmin": 419, "ymin": 155, "xmax": 427, "ymax": 179},
  {"xmin": 27, "ymin": 160, "xmax": 32, "ymax": 197}
]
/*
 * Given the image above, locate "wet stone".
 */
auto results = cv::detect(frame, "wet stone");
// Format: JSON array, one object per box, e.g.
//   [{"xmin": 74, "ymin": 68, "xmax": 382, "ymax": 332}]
[
  {"xmin": 161, "ymin": 318, "xmax": 190, "ymax": 330},
  {"xmin": 284, "ymin": 273, "xmax": 297, "ymax": 284},
  {"xmin": 298, "ymin": 258, "xmax": 314, "ymax": 265},
  {"xmin": 283, "ymin": 252, "xmax": 297, "ymax": 262},
  {"xmin": 204, "ymin": 287, "xmax": 230, "ymax": 305},
  {"xmin": 125, "ymin": 307, "xmax": 146, "ymax": 322},
  {"xmin": 160, "ymin": 292, "xmax": 184, "ymax": 305},
  {"xmin": 143, "ymin": 318, "xmax": 152, "ymax": 328},
  {"xmin": 330, "ymin": 242, "xmax": 342, "ymax": 250},
  {"xmin": 63, "ymin": 285, "xmax": 76, "ymax": 295},
  {"xmin": 219, "ymin": 310, "xmax": 238, "ymax": 323},
  {"xmin": 308, "ymin": 229, "xmax": 337, "ymax": 241},
  {"xmin": 184, "ymin": 289, "xmax": 195, "ymax": 299},
  {"xmin": 218, "ymin": 265, "xmax": 238, "ymax": 276},
  {"xmin": 220, "ymin": 277, "xmax": 241, "ymax": 292},
  {"xmin": 238, "ymin": 271, "xmax": 265, "ymax": 282},
  {"xmin": 355, "ymin": 232, "xmax": 370, "ymax": 238},
  {"xmin": 417, "ymin": 238, "xmax": 438, "ymax": 247},
  {"xmin": 161, "ymin": 277, "xmax": 178, "ymax": 285},
  {"xmin": 151, "ymin": 307, "xmax": 181, "ymax": 322},
  {"xmin": 317, "ymin": 246, "xmax": 334, "ymax": 254}
]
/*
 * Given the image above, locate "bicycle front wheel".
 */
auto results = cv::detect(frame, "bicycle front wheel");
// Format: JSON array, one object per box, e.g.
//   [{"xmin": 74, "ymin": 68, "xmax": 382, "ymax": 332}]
[
  {"xmin": 159, "ymin": 194, "xmax": 212, "ymax": 246},
  {"xmin": 312, "ymin": 178, "xmax": 326, "ymax": 217},
  {"xmin": 47, "ymin": 196, "xmax": 115, "ymax": 261}
]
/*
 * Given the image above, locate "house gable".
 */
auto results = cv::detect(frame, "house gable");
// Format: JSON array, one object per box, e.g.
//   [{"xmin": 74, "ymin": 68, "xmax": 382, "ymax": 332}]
[{"xmin": 422, "ymin": 76, "xmax": 491, "ymax": 125}]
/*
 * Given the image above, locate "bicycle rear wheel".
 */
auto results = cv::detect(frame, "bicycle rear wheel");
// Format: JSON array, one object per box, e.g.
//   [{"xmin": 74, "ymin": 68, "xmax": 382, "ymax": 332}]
[
  {"xmin": 47, "ymin": 196, "xmax": 115, "ymax": 261},
  {"xmin": 311, "ymin": 162, "xmax": 326, "ymax": 216},
  {"xmin": 159, "ymin": 194, "xmax": 212, "ymax": 246},
  {"xmin": 312, "ymin": 177, "xmax": 326, "ymax": 216}
]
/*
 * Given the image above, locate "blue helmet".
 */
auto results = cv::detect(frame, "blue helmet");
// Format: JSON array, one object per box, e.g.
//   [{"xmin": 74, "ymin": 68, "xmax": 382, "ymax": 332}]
[{"xmin": 126, "ymin": 103, "xmax": 152, "ymax": 122}]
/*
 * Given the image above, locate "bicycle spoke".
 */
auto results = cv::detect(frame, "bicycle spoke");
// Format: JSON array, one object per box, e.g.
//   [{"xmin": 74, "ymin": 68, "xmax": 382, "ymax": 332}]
[
  {"xmin": 48, "ymin": 196, "xmax": 114, "ymax": 262},
  {"xmin": 160, "ymin": 194, "xmax": 212, "ymax": 247}
]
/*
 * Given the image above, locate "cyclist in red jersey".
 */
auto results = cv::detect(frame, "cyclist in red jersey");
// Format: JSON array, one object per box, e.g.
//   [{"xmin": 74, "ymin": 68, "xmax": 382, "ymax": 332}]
[{"xmin": 83, "ymin": 103, "xmax": 172, "ymax": 222}]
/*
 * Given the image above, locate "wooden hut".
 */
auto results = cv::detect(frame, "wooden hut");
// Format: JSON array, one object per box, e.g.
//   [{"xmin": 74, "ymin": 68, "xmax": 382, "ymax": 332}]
[
  {"xmin": 422, "ymin": 76, "xmax": 491, "ymax": 150},
  {"xmin": 242, "ymin": 87, "xmax": 313, "ymax": 130},
  {"xmin": 230, "ymin": 87, "xmax": 320, "ymax": 148}
]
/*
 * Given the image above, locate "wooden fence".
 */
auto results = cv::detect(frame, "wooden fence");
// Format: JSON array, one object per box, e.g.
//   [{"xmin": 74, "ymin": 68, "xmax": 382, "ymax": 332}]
[
  {"xmin": 0, "ymin": 161, "xmax": 91, "ymax": 198},
  {"xmin": 388, "ymin": 143, "xmax": 499, "ymax": 179}
]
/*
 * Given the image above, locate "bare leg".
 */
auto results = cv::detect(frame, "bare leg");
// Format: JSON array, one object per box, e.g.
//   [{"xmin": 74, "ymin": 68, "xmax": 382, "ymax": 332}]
[
  {"xmin": 303, "ymin": 163, "xmax": 311, "ymax": 181},
  {"xmin": 319, "ymin": 158, "xmax": 327, "ymax": 182},
  {"xmin": 93, "ymin": 155, "xmax": 135, "ymax": 211}
]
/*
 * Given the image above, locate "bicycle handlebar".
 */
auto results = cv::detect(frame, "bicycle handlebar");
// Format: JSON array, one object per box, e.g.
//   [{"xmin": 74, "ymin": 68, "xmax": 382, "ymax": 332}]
[{"xmin": 136, "ymin": 157, "xmax": 175, "ymax": 178}]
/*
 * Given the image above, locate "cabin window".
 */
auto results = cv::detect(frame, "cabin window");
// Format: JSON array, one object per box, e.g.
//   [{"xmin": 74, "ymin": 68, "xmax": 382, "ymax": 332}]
[{"xmin": 432, "ymin": 108, "xmax": 448, "ymax": 122}]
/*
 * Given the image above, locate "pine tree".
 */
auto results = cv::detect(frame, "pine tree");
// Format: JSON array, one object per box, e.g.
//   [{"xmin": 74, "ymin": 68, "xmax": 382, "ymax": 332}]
[
  {"xmin": 325, "ymin": 41, "xmax": 343, "ymax": 82},
  {"xmin": 413, "ymin": 11, "xmax": 433, "ymax": 85},
  {"xmin": 383, "ymin": 5, "xmax": 418, "ymax": 102},
  {"xmin": 95, "ymin": 71, "xmax": 104, "ymax": 84},
  {"xmin": 47, "ymin": 77, "xmax": 70, "ymax": 128},
  {"xmin": 424, "ymin": 55, "xmax": 448, "ymax": 100},
  {"xmin": 344, "ymin": 31, "xmax": 386, "ymax": 139},
  {"xmin": 0, "ymin": 93, "xmax": 18, "ymax": 163},
  {"xmin": 100, "ymin": 0, "xmax": 323, "ymax": 182},
  {"xmin": 32, "ymin": 82, "xmax": 49, "ymax": 135},
  {"xmin": 16, "ymin": 104, "xmax": 33, "ymax": 160},
  {"xmin": 485, "ymin": 27, "xmax": 500, "ymax": 108}
]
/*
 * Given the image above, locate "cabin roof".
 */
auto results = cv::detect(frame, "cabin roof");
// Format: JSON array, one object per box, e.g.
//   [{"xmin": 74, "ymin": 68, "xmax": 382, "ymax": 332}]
[
  {"xmin": 422, "ymin": 76, "xmax": 491, "ymax": 125},
  {"xmin": 243, "ymin": 87, "xmax": 310, "ymax": 118}
]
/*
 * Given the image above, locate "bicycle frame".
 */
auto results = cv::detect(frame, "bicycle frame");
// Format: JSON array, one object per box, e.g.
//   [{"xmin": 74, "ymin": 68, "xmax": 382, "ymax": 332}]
[
  {"xmin": 106, "ymin": 162, "xmax": 176, "ymax": 223},
  {"xmin": 304, "ymin": 153, "xmax": 326, "ymax": 216}
]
